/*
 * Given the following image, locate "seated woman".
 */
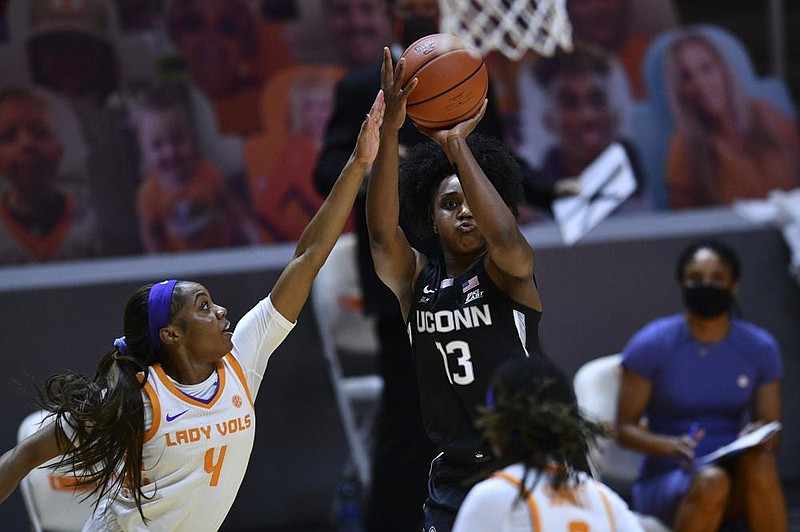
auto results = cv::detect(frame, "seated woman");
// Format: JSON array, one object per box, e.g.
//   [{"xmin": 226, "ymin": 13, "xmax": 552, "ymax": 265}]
[{"xmin": 616, "ymin": 239, "xmax": 787, "ymax": 531}]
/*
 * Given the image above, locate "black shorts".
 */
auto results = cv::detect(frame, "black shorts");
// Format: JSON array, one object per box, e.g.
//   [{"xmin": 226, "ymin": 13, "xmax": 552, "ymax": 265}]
[{"xmin": 422, "ymin": 452, "xmax": 492, "ymax": 532}]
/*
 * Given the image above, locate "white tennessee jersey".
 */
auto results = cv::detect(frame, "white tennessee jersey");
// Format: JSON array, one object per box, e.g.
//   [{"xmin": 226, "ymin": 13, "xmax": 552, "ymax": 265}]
[
  {"xmin": 453, "ymin": 464, "xmax": 645, "ymax": 532},
  {"xmin": 76, "ymin": 297, "xmax": 295, "ymax": 532},
  {"xmin": 87, "ymin": 354, "xmax": 255, "ymax": 531},
  {"xmin": 83, "ymin": 295, "xmax": 294, "ymax": 531}
]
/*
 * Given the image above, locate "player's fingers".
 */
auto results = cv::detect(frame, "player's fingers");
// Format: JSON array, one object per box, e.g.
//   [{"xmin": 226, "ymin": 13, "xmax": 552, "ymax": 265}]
[
  {"xmin": 368, "ymin": 90, "xmax": 379, "ymax": 112},
  {"xmin": 375, "ymin": 96, "xmax": 386, "ymax": 122},
  {"xmin": 400, "ymin": 77, "xmax": 418, "ymax": 98},
  {"xmin": 473, "ymin": 99, "xmax": 488, "ymax": 121},
  {"xmin": 368, "ymin": 104, "xmax": 385, "ymax": 127},
  {"xmin": 363, "ymin": 100, "xmax": 379, "ymax": 127},
  {"xmin": 368, "ymin": 89, "xmax": 384, "ymax": 116},
  {"xmin": 381, "ymin": 47, "xmax": 392, "ymax": 77},
  {"xmin": 381, "ymin": 48, "xmax": 395, "ymax": 89},
  {"xmin": 394, "ymin": 57, "xmax": 406, "ymax": 86}
]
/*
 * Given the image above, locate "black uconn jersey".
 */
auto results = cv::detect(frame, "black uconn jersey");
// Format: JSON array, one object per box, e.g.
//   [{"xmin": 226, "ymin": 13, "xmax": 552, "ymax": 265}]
[{"xmin": 408, "ymin": 258, "xmax": 542, "ymax": 455}]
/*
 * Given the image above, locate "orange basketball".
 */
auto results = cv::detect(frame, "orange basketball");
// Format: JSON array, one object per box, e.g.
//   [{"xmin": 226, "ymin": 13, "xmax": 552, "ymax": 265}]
[{"xmin": 399, "ymin": 33, "xmax": 489, "ymax": 129}]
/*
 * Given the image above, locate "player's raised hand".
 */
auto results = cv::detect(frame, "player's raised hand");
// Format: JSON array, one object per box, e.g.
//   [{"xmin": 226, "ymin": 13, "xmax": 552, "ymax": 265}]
[
  {"xmin": 416, "ymin": 99, "xmax": 488, "ymax": 161},
  {"xmin": 353, "ymin": 90, "xmax": 385, "ymax": 165},
  {"xmin": 380, "ymin": 47, "xmax": 416, "ymax": 132}
]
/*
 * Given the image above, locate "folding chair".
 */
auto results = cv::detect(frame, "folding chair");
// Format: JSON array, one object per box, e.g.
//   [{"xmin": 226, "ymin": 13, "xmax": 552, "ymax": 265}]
[
  {"xmin": 17, "ymin": 410, "xmax": 94, "ymax": 532},
  {"xmin": 311, "ymin": 233, "xmax": 383, "ymax": 490},
  {"xmin": 573, "ymin": 354, "xmax": 672, "ymax": 532}
]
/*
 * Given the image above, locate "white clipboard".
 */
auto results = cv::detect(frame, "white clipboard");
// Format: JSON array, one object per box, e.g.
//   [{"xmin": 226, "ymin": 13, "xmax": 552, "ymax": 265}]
[
  {"xmin": 551, "ymin": 143, "xmax": 637, "ymax": 246},
  {"xmin": 696, "ymin": 421, "xmax": 782, "ymax": 465}
]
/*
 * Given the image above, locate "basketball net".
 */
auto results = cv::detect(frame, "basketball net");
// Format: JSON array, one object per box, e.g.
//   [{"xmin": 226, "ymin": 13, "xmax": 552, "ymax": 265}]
[{"xmin": 438, "ymin": 0, "xmax": 573, "ymax": 59}]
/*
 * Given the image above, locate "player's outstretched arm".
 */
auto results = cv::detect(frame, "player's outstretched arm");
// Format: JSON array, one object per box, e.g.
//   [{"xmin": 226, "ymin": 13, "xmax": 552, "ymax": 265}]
[
  {"xmin": 367, "ymin": 48, "xmax": 422, "ymax": 316},
  {"xmin": 270, "ymin": 91, "xmax": 385, "ymax": 322},
  {"xmin": 0, "ymin": 421, "xmax": 63, "ymax": 504}
]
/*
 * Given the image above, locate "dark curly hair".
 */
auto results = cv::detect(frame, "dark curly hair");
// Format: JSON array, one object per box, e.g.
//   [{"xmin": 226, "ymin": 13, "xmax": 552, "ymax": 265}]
[
  {"xmin": 398, "ymin": 134, "xmax": 523, "ymax": 240},
  {"xmin": 475, "ymin": 355, "xmax": 604, "ymax": 498}
]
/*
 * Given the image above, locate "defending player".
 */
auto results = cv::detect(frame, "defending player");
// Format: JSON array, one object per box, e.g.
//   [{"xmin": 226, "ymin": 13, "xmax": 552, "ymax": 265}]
[
  {"xmin": 0, "ymin": 91, "xmax": 385, "ymax": 531},
  {"xmin": 366, "ymin": 47, "xmax": 543, "ymax": 531}
]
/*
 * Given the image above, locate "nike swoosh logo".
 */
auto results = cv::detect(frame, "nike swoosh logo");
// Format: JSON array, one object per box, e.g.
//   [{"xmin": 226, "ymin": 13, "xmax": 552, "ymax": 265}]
[
  {"xmin": 166, "ymin": 409, "xmax": 189, "ymax": 422},
  {"xmin": 423, "ymin": 285, "xmax": 435, "ymax": 294}
]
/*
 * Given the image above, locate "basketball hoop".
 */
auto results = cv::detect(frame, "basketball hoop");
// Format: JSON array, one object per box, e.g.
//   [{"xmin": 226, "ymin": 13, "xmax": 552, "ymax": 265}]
[{"xmin": 438, "ymin": 0, "xmax": 573, "ymax": 60}]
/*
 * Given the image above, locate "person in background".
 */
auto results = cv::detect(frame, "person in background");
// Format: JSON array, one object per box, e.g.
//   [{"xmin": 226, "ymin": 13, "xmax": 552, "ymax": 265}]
[
  {"xmin": 0, "ymin": 90, "xmax": 385, "ymax": 530},
  {"xmin": 26, "ymin": 0, "xmax": 120, "ymax": 145},
  {"xmin": 323, "ymin": 0, "xmax": 393, "ymax": 70},
  {"xmin": 0, "ymin": 87, "xmax": 99, "ymax": 264},
  {"xmin": 165, "ymin": 0, "xmax": 294, "ymax": 136},
  {"xmin": 452, "ymin": 355, "xmax": 644, "ymax": 532},
  {"xmin": 367, "ymin": 48, "xmax": 543, "ymax": 532},
  {"xmin": 245, "ymin": 66, "xmax": 345, "ymax": 243},
  {"xmin": 523, "ymin": 43, "xmax": 649, "ymax": 217},
  {"xmin": 566, "ymin": 0, "xmax": 651, "ymax": 99},
  {"xmin": 616, "ymin": 239, "xmax": 787, "ymax": 531},
  {"xmin": 513, "ymin": 3, "xmax": 637, "ymax": 172},
  {"xmin": 131, "ymin": 82, "xmax": 258, "ymax": 253},
  {"xmin": 664, "ymin": 30, "xmax": 800, "ymax": 209}
]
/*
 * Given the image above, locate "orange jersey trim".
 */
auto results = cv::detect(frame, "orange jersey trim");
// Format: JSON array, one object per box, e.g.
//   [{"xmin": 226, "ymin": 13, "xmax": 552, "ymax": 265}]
[
  {"xmin": 224, "ymin": 354, "xmax": 254, "ymax": 409},
  {"xmin": 491, "ymin": 471, "xmax": 542, "ymax": 531},
  {"xmin": 0, "ymin": 193, "xmax": 74, "ymax": 261},
  {"xmin": 142, "ymin": 379, "xmax": 161, "ymax": 443},
  {"xmin": 152, "ymin": 359, "xmax": 227, "ymax": 409},
  {"xmin": 596, "ymin": 481, "xmax": 616, "ymax": 532}
]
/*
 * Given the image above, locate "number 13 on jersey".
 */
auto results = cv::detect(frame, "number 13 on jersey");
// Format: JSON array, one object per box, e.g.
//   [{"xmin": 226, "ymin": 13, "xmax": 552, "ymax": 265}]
[{"xmin": 436, "ymin": 340, "xmax": 475, "ymax": 385}]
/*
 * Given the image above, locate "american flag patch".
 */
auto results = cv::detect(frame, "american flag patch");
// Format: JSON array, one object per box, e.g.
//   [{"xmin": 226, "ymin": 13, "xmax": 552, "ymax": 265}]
[{"xmin": 462, "ymin": 275, "xmax": 479, "ymax": 293}]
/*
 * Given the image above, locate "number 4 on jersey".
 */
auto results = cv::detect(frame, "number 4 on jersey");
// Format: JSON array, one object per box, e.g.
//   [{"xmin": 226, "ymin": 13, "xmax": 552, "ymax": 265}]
[{"xmin": 204, "ymin": 445, "xmax": 228, "ymax": 486}]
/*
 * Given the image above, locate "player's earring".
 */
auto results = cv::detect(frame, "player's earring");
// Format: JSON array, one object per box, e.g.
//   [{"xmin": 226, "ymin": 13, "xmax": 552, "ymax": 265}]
[{"xmin": 433, "ymin": 224, "xmax": 439, "ymax": 234}]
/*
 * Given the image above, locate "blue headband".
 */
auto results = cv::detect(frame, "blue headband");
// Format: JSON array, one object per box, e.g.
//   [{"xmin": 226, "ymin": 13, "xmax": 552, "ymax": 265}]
[{"xmin": 149, "ymin": 280, "xmax": 178, "ymax": 355}]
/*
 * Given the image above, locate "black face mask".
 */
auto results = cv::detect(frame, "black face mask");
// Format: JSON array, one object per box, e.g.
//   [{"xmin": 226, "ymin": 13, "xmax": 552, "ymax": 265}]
[
  {"xmin": 397, "ymin": 15, "xmax": 440, "ymax": 49},
  {"xmin": 682, "ymin": 284, "xmax": 733, "ymax": 318}
]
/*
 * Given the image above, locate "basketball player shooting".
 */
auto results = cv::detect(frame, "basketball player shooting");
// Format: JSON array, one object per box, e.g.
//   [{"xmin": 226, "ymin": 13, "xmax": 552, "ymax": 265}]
[{"xmin": 366, "ymin": 47, "xmax": 544, "ymax": 532}]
